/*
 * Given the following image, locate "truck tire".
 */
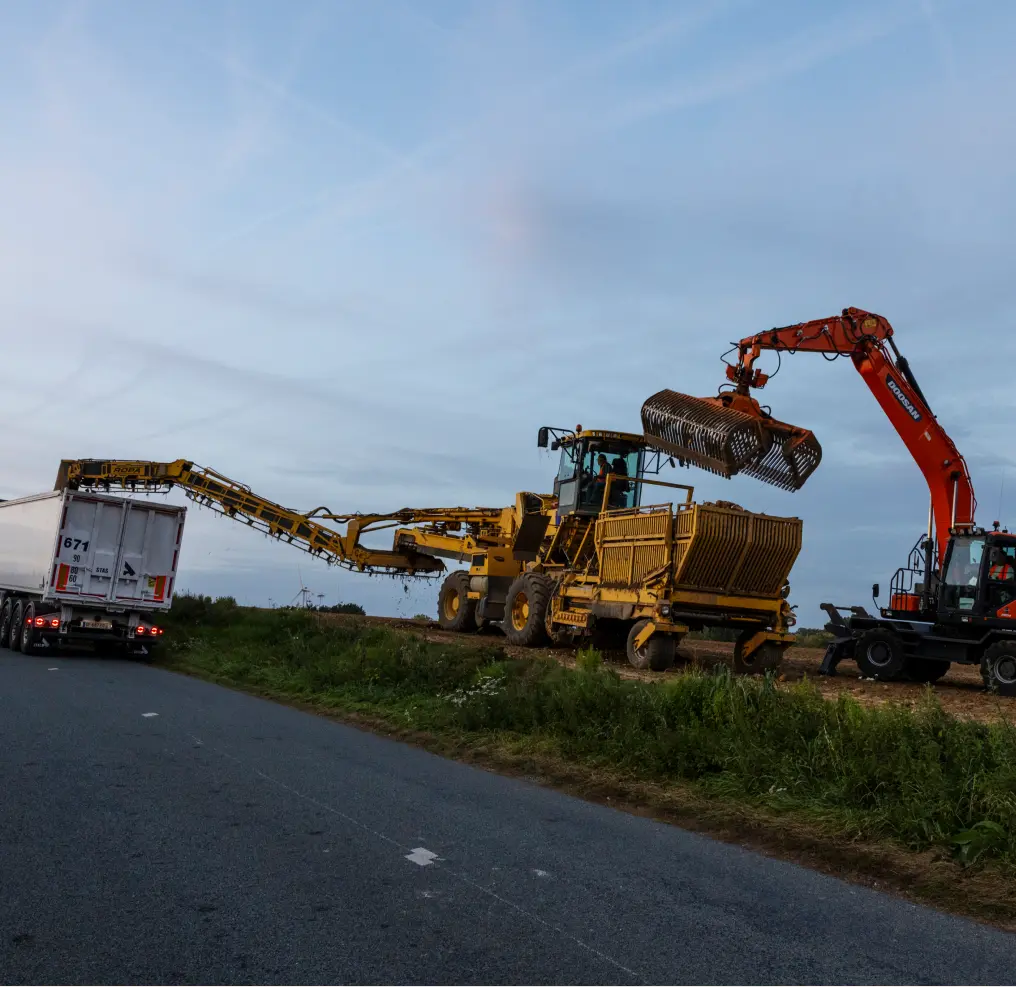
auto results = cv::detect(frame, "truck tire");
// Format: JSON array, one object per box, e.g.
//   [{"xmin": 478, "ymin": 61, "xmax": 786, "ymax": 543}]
[
  {"xmin": 626, "ymin": 619, "xmax": 676, "ymax": 671},
  {"xmin": 906, "ymin": 657, "xmax": 950, "ymax": 684},
  {"xmin": 437, "ymin": 572, "xmax": 476, "ymax": 632},
  {"xmin": 504, "ymin": 573, "xmax": 551, "ymax": 647},
  {"xmin": 0, "ymin": 599, "xmax": 12, "ymax": 649},
  {"xmin": 981, "ymin": 642, "xmax": 1016, "ymax": 697},
  {"xmin": 855, "ymin": 627, "xmax": 906, "ymax": 679},
  {"xmin": 8, "ymin": 599, "xmax": 24, "ymax": 653},
  {"xmin": 733, "ymin": 639, "xmax": 783, "ymax": 675},
  {"xmin": 20, "ymin": 603, "xmax": 40, "ymax": 655}
]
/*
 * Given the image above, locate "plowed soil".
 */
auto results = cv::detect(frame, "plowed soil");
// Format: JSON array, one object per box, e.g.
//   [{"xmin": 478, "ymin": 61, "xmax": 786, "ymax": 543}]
[{"xmin": 320, "ymin": 614, "xmax": 1016, "ymax": 725}]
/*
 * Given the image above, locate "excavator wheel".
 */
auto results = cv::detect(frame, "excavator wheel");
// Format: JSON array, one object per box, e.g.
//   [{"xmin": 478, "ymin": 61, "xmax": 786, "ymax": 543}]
[
  {"xmin": 437, "ymin": 571, "xmax": 477, "ymax": 633},
  {"xmin": 626, "ymin": 619, "xmax": 676, "ymax": 672},
  {"xmin": 732, "ymin": 637, "xmax": 783, "ymax": 675},
  {"xmin": 504, "ymin": 573, "xmax": 551, "ymax": 647},
  {"xmin": 981, "ymin": 642, "xmax": 1016, "ymax": 697},
  {"xmin": 854, "ymin": 627, "xmax": 907, "ymax": 680}
]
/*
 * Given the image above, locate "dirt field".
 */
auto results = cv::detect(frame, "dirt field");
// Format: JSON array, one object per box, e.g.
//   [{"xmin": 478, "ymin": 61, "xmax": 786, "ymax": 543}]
[{"xmin": 320, "ymin": 613, "xmax": 1016, "ymax": 725}]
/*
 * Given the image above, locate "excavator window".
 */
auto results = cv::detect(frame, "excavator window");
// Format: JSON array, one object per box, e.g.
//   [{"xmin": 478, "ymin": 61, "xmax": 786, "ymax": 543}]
[{"xmin": 941, "ymin": 535, "xmax": 985, "ymax": 611}]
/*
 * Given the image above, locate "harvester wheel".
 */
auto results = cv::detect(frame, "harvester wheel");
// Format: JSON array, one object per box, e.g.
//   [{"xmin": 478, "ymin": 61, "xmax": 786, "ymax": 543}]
[
  {"xmin": 626, "ymin": 619, "xmax": 675, "ymax": 671},
  {"xmin": 981, "ymin": 642, "xmax": 1016, "ymax": 697},
  {"xmin": 504, "ymin": 573, "xmax": 551, "ymax": 647},
  {"xmin": 437, "ymin": 572, "xmax": 476, "ymax": 632},
  {"xmin": 905, "ymin": 657, "xmax": 950, "ymax": 684},
  {"xmin": 732, "ymin": 638, "xmax": 783, "ymax": 675},
  {"xmin": 854, "ymin": 627, "xmax": 906, "ymax": 679},
  {"xmin": 474, "ymin": 598, "xmax": 494, "ymax": 633}
]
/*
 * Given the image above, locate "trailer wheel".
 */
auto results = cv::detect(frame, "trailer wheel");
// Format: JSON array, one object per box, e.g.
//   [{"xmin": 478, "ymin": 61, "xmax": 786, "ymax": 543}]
[
  {"xmin": 733, "ymin": 639, "xmax": 783, "ymax": 675},
  {"xmin": 8, "ymin": 600, "xmax": 24, "ymax": 653},
  {"xmin": 854, "ymin": 628, "xmax": 906, "ymax": 679},
  {"xmin": 906, "ymin": 657, "xmax": 950, "ymax": 684},
  {"xmin": 981, "ymin": 642, "xmax": 1016, "ymax": 697},
  {"xmin": 0, "ymin": 599, "xmax": 12, "ymax": 649},
  {"xmin": 503, "ymin": 573, "xmax": 551, "ymax": 647},
  {"xmin": 626, "ymin": 619, "xmax": 676, "ymax": 671},
  {"xmin": 437, "ymin": 572, "xmax": 476, "ymax": 632},
  {"xmin": 20, "ymin": 603, "xmax": 40, "ymax": 655}
]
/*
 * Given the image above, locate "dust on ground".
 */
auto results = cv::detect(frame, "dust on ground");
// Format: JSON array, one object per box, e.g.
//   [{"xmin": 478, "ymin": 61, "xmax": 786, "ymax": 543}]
[{"xmin": 316, "ymin": 613, "xmax": 1016, "ymax": 725}]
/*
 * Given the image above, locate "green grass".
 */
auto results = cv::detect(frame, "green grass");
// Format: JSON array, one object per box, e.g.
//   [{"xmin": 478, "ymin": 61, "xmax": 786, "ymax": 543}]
[{"xmin": 162, "ymin": 595, "xmax": 1016, "ymax": 871}]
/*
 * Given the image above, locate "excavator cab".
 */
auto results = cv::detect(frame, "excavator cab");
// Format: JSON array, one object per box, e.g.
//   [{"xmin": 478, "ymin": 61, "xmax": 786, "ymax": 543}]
[{"xmin": 938, "ymin": 534, "xmax": 1016, "ymax": 619}]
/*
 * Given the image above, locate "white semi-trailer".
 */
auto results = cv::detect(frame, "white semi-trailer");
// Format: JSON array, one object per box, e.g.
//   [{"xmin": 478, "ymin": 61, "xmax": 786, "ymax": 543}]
[{"xmin": 0, "ymin": 489, "xmax": 186, "ymax": 658}]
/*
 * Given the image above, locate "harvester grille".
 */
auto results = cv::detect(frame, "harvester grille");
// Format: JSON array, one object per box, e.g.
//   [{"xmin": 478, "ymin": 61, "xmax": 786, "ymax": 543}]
[{"xmin": 641, "ymin": 389, "xmax": 822, "ymax": 493}]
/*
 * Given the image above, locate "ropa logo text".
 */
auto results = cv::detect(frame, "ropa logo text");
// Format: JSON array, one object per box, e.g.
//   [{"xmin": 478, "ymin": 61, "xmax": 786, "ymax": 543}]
[{"xmin": 886, "ymin": 375, "xmax": 922, "ymax": 421}]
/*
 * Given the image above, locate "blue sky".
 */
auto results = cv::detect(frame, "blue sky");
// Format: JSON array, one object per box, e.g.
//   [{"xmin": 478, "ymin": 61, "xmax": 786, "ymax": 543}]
[{"xmin": 1, "ymin": 0, "xmax": 1014, "ymax": 624}]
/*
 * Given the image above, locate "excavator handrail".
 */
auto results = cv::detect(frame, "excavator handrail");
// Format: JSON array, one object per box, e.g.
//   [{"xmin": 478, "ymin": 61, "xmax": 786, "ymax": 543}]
[{"xmin": 54, "ymin": 459, "xmax": 504, "ymax": 576}]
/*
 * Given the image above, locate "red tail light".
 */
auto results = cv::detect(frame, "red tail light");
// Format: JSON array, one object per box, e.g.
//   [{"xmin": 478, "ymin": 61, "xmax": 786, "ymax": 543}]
[
  {"xmin": 151, "ymin": 626, "xmax": 162, "ymax": 636},
  {"xmin": 49, "ymin": 618, "xmax": 60, "ymax": 628},
  {"xmin": 137, "ymin": 626, "xmax": 147, "ymax": 635},
  {"xmin": 34, "ymin": 617, "xmax": 45, "ymax": 627}
]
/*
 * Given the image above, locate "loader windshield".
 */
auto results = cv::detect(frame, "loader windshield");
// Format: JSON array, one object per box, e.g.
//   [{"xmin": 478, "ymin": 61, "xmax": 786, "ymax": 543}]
[
  {"xmin": 579, "ymin": 446, "xmax": 640, "ymax": 511},
  {"xmin": 553, "ymin": 437, "xmax": 643, "ymax": 515}
]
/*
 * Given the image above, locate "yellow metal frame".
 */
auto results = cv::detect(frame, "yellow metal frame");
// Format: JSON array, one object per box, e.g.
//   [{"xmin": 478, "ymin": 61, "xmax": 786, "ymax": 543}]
[{"xmin": 55, "ymin": 459, "xmax": 503, "ymax": 576}]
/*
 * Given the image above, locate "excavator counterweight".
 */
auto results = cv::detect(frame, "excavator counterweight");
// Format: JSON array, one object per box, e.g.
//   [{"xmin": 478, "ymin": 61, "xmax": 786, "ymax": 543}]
[{"xmin": 641, "ymin": 389, "xmax": 822, "ymax": 492}]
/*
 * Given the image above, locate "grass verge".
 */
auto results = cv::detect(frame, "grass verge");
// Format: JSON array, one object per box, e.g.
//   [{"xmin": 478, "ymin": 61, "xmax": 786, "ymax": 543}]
[{"xmin": 161, "ymin": 595, "xmax": 1016, "ymax": 929}]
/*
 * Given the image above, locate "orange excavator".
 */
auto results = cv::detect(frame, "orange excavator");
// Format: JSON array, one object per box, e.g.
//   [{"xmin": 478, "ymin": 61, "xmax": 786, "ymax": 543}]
[{"xmin": 641, "ymin": 307, "xmax": 1016, "ymax": 694}]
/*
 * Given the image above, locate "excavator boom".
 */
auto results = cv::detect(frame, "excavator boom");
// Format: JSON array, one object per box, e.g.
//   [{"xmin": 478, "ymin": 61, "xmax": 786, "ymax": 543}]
[
  {"xmin": 54, "ymin": 459, "xmax": 504, "ymax": 576},
  {"xmin": 642, "ymin": 307, "xmax": 975, "ymax": 563}
]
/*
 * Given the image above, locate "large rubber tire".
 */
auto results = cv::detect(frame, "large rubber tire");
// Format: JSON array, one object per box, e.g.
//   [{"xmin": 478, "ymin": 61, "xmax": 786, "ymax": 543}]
[
  {"xmin": 503, "ymin": 573, "xmax": 551, "ymax": 647},
  {"xmin": 981, "ymin": 641, "xmax": 1016, "ymax": 697},
  {"xmin": 437, "ymin": 572, "xmax": 476, "ymax": 632},
  {"xmin": 9, "ymin": 599, "xmax": 24, "ymax": 654},
  {"xmin": 474, "ymin": 597, "xmax": 494, "ymax": 633},
  {"xmin": 20, "ymin": 603, "xmax": 39, "ymax": 655},
  {"xmin": 0, "ymin": 599, "xmax": 12, "ymax": 649},
  {"xmin": 906, "ymin": 657, "xmax": 950, "ymax": 684},
  {"xmin": 626, "ymin": 619, "xmax": 676, "ymax": 671},
  {"xmin": 854, "ymin": 627, "xmax": 907, "ymax": 679},
  {"xmin": 733, "ymin": 639, "xmax": 783, "ymax": 676}
]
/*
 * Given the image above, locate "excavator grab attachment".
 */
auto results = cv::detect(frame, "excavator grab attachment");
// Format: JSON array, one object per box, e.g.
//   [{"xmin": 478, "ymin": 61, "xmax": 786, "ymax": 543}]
[{"xmin": 641, "ymin": 389, "xmax": 822, "ymax": 492}]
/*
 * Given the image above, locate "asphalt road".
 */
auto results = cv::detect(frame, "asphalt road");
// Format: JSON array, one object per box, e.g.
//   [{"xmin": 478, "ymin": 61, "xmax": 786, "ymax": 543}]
[{"xmin": 3, "ymin": 651, "xmax": 1016, "ymax": 986}]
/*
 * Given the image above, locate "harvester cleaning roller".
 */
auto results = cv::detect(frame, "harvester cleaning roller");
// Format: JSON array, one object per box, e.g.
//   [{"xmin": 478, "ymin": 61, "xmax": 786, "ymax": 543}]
[{"xmin": 641, "ymin": 389, "xmax": 822, "ymax": 493}]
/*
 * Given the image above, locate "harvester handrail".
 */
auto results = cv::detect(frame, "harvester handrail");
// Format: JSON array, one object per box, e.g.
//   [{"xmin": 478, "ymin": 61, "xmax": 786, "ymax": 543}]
[{"xmin": 602, "ymin": 473, "xmax": 694, "ymax": 512}]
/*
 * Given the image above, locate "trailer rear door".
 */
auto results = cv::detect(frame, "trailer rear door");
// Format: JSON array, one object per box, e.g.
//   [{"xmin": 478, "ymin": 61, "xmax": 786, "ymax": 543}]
[
  {"xmin": 52, "ymin": 494, "xmax": 130, "ymax": 602},
  {"xmin": 112, "ymin": 503, "xmax": 185, "ymax": 609},
  {"xmin": 51, "ymin": 495, "xmax": 185, "ymax": 609}
]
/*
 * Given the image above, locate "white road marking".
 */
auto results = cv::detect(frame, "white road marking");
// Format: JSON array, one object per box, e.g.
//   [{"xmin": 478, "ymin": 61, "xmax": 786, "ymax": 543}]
[
  {"xmin": 47, "ymin": 668, "xmax": 58, "ymax": 671},
  {"xmin": 406, "ymin": 847, "xmax": 438, "ymax": 866},
  {"xmin": 534, "ymin": 869, "xmax": 550, "ymax": 878},
  {"xmin": 142, "ymin": 712, "xmax": 159, "ymax": 718},
  {"xmin": 186, "ymin": 733, "xmax": 646, "ymax": 983}
]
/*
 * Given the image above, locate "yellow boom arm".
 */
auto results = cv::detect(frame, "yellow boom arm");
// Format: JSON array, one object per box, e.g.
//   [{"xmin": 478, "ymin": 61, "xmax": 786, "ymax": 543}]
[{"xmin": 54, "ymin": 459, "xmax": 504, "ymax": 576}]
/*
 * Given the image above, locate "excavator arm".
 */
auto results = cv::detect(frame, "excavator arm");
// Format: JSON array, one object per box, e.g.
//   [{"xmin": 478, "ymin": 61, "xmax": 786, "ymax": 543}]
[
  {"xmin": 54, "ymin": 459, "xmax": 505, "ymax": 576},
  {"xmin": 643, "ymin": 307, "xmax": 975, "ymax": 564}
]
